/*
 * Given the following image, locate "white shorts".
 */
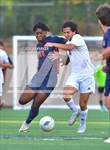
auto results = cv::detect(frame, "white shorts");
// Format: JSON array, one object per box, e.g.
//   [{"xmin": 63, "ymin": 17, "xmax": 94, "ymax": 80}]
[{"xmin": 65, "ymin": 74, "xmax": 95, "ymax": 93}]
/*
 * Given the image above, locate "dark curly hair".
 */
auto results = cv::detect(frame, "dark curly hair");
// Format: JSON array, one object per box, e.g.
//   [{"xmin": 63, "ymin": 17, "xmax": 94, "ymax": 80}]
[
  {"xmin": 33, "ymin": 22, "xmax": 50, "ymax": 32},
  {"xmin": 62, "ymin": 21, "xmax": 79, "ymax": 34}
]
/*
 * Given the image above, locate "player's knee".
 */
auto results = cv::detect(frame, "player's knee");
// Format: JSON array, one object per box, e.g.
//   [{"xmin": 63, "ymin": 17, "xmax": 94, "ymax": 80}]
[
  {"xmin": 63, "ymin": 92, "xmax": 72, "ymax": 102},
  {"xmin": 19, "ymin": 97, "xmax": 26, "ymax": 105},
  {"xmin": 80, "ymin": 103, "xmax": 87, "ymax": 110},
  {"xmin": 63, "ymin": 93, "xmax": 71, "ymax": 102}
]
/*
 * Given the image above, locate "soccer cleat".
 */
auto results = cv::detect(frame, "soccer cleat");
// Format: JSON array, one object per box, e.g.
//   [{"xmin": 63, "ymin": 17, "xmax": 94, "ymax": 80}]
[
  {"xmin": 104, "ymin": 137, "xmax": 110, "ymax": 143},
  {"xmin": 19, "ymin": 121, "xmax": 29, "ymax": 132},
  {"xmin": 100, "ymin": 105, "xmax": 108, "ymax": 112},
  {"xmin": 68, "ymin": 111, "xmax": 80, "ymax": 126},
  {"xmin": 77, "ymin": 124, "xmax": 86, "ymax": 133}
]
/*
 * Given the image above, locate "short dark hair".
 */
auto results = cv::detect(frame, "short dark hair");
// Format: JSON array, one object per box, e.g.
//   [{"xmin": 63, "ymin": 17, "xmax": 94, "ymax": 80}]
[
  {"xmin": 96, "ymin": 4, "xmax": 110, "ymax": 26},
  {"xmin": 33, "ymin": 22, "xmax": 50, "ymax": 32},
  {"xmin": 62, "ymin": 21, "xmax": 79, "ymax": 33}
]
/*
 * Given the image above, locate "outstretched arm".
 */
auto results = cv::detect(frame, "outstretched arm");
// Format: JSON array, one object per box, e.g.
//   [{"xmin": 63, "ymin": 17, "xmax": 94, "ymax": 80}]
[{"xmin": 45, "ymin": 42, "xmax": 75, "ymax": 51}]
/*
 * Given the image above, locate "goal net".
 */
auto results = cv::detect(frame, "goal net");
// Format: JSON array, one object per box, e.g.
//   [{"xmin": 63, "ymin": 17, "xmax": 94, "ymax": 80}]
[{"xmin": 12, "ymin": 35, "xmax": 103, "ymax": 110}]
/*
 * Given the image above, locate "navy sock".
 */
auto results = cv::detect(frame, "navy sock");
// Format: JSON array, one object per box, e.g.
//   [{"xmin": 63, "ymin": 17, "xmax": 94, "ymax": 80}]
[{"xmin": 26, "ymin": 107, "xmax": 39, "ymax": 124}]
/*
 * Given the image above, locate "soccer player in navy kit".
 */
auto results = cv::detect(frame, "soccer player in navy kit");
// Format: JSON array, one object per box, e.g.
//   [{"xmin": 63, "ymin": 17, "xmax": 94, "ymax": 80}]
[
  {"xmin": 19, "ymin": 22, "xmax": 66, "ymax": 132},
  {"xmin": 96, "ymin": 4, "xmax": 110, "ymax": 143}
]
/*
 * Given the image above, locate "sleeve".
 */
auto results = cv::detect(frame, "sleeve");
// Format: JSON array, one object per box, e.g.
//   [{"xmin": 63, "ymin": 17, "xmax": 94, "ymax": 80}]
[
  {"xmin": 68, "ymin": 34, "xmax": 84, "ymax": 46},
  {"xmin": 2, "ymin": 51, "xmax": 9, "ymax": 64},
  {"xmin": 106, "ymin": 32, "xmax": 110, "ymax": 47},
  {"xmin": 8, "ymin": 56, "xmax": 13, "ymax": 65},
  {"xmin": 54, "ymin": 36, "xmax": 66, "ymax": 44}
]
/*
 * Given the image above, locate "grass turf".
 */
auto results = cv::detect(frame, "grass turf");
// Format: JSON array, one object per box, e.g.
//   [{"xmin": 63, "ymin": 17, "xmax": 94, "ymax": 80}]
[{"xmin": 0, "ymin": 109, "xmax": 110, "ymax": 150}]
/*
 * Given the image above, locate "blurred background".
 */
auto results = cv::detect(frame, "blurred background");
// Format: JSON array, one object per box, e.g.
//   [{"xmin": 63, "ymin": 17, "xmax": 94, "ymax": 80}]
[{"xmin": 1, "ymin": 0, "xmax": 110, "ymax": 38}]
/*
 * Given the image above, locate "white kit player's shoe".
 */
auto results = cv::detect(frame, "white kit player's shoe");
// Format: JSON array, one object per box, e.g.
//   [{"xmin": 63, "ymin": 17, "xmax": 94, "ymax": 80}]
[
  {"xmin": 104, "ymin": 137, "xmax": 110, "ymax": 143},
  {"xmin": 68, "ymin": 111, "xmax": 80, "ymax": 126},
  {"xmin": 77, "ymin": 124, "xmax": 86, "ymax": 133},
  {"xmin": 19, "ymin": 121, "xmax": 29, "ymax": 132}
]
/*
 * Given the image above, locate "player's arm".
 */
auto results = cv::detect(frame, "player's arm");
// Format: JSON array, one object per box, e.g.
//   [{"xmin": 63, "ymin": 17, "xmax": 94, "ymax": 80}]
[
  {"xmin": 101, "ymin": 47, "xmax": 110, "ymax": 59},
  {"xmin": 45, "ymin": 42, "xmax": 75, "ymax": 51},
  {"xmin": 2, "ymin": 62, "xmax": 13, "ymax": 69}
]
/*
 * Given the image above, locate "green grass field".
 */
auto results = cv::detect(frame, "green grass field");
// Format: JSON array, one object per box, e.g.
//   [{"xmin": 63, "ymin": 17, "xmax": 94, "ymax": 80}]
[{"xmin": 0, "ymin": 109, "xmax": 110, "ymax": 150}]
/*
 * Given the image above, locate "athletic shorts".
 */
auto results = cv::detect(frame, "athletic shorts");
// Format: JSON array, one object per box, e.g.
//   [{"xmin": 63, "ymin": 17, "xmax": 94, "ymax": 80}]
[
  {"xmin": 65, "ymin": 74, "xmax": 95, "ymax": 93},
  {"xmin": 28, "ymin": 71, "xmax": 57, "ymax": 96},
  {"xmin": 104, "ymin": 73, "xmax": 110, "ymax": 96}
]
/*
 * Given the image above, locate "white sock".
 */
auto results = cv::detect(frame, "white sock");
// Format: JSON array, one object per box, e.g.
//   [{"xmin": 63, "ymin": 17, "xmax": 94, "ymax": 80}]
[
  {"xmin": 66, "ymin": 98, "xmax": 78, "ymax": 112},
  {"xmin": 80, "ymin": 109, "xmax": 88, "ymax": 125}
]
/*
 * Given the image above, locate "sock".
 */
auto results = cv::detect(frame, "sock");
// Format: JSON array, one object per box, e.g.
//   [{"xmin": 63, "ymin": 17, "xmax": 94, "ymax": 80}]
[
  {"xmin": 66, "ymin": 98, "xmax": 78, "ymax": 112},
  {"xmin": 80, "ymin": 109, "xmax": 88, "ymax": 126},
  {"xmin": 99, "ymin": 100, "xmax": 103, "ymax": 106},
  {"xmin": 26, "ymin": 107, "xmax": 39, "ymax": 124}
]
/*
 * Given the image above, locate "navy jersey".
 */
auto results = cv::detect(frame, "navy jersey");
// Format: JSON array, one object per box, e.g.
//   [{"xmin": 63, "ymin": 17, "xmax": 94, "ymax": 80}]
[
  {"xmin": 103, "ymin": 27, "xmax": 110, "ymax": 71},
  {"xmin": 29, "ymin": 36, "xmax": 66, "ymax": 92},
  {"xmin": 36, "ymin": 35, "xmax": 66, "ymax": 70}
]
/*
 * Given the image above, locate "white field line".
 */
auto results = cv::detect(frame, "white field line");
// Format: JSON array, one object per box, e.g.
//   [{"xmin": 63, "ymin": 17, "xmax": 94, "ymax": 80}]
[{"xmin": 0, "ymin": 120, "xmax": 108, "ymax": 125}]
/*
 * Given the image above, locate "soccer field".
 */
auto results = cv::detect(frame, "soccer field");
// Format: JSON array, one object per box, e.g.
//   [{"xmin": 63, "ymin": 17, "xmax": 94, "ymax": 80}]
[{"xmin": 0, "ymin": 109, "xmax": 110, "ymax": 150}]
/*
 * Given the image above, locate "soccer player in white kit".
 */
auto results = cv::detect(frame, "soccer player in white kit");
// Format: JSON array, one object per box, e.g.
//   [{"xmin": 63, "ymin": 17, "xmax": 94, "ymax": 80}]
[
  {"xmin": 45, "ymin": 21, "xmax": 95, "ymax": 133},
  {"xmin": 0, "ymin": 41, "xmax": 13, "ymax": 108}
]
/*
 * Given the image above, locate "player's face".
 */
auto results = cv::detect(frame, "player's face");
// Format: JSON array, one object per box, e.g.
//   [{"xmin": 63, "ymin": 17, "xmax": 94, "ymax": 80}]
[
  {"xmin": 35, "ymin": 28, "xmax": 47, "ymax": 42},
  {"xmin": 63, "ymin": 27, "xmax": 75, "ymax": 40}
]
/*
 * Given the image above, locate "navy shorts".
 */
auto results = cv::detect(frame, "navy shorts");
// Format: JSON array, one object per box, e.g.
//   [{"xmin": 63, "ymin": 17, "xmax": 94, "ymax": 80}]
[
  {"xmin": 28, "ymin": 71, "xmax": 57, "ymax": 96},
  {"xmin": 104, "ymin": 73, "xmax": 110, "ymax": 96}
]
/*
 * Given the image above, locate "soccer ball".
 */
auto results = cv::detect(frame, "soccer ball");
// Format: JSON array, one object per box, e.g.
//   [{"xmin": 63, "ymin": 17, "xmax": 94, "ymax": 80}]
[{"xmin": 39, "ymin": 116, "xmax": 55, "ymax": 132}]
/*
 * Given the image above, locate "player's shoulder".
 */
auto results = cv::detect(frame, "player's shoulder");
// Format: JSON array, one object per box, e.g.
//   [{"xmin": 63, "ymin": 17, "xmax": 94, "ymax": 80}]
[
  {"xmin": 73, "ymin": 34, "xmax": 83, "ymax": 39},
  {"xmin": 71, "ymin": 34, "xmax": 84, "ymax": 43},
  {"xmin": 47, "ymin": 35, "xmax": 65, "ymax": 43},
  {"xmin": 0, "ymin": 49, "xmax": 7, "ymax": 56}
]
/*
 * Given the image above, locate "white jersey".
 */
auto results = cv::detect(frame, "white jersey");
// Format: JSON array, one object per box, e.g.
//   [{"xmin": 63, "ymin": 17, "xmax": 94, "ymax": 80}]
[
  {"xmin": 0, "ymin": 49, "xmax": 9, "ymax": 84},
  {"xmin": 66, "ymin": 34, "xmax": 94, "ymax": 77}
]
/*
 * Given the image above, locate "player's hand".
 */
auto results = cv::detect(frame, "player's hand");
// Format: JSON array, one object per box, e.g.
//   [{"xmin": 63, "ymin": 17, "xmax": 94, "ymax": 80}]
[
  {"xmin": 45, "ymin": 42, "xmax": 54, "ymax": 47},
  {"xmin": 48, "ymin": 51, "xmax": 59, "ymax": 61},
  {"xmin": 38, "ymin": 51, "xmax": 45, "ymax": 58}
]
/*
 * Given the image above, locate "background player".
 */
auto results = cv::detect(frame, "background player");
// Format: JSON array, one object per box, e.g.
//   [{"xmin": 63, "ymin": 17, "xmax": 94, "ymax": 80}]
[
  {"xmin": 19, "ymin": 22, "xmax": 66, "ymax": 132},
  {"xmin": 96, "ymin": 4, "xmax": 110, "ymax": 143},
  {"xmin": 94, "ymin": 61, "xmax": 106, "ymax": 111},
  {"xmin": 0, "ymin": 41, "xmax": 13, "ymax": 108},
  {"xmin": 45, "ymin": 21, "xmax": 95, "ymax": 133}
]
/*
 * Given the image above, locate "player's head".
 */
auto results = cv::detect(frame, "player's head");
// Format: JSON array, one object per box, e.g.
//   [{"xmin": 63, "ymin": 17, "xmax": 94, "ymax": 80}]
[
  {"xmin": 33, "ymin": 22, "xmax": 50, "ymax": 42},
  {"xmin": 0, "ymin": 41, "xmax": 5, "ymax": 50},
  {"xmin": 96, "ymin": 4, "xmax": 110, "ymax": 26},
  {"xmin": 62, "ymin": 21, "xmax": 78, "ymax": 40}
]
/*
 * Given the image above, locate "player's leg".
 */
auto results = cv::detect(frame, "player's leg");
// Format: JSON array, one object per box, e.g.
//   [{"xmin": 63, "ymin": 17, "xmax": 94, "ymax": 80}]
[
  {"xmin": 19, "ymin": 86, "xmax": 36, "ymax": 105},
  {"xmin": 63, "ymin": 86, "xmax": 79, "ymax": 125},
  {"xmin": 77, "ymin": 76, "xmax": 95, "ymax": 133},
  {"xmin": 25, "ymin": 91, "xmax": 49, "ymax": 124},
  {"xmin": 0, "ymin": 82, "xmax": 4, "ymax": 109},
  {"xmin": 0, "ymin": 97, "xmax": 4, "ymax": 109},
  {"xmin": 98, "ymin": 87, "xmax": 107, "ymax": 111},
  {"xmin": 19, "ymin": 90, "xmax": 52, "ymax": 132},
  {"xmin": 77, "ymin": 93, "xmax": 90, "ymax": 133},
  {"xmin": 104, "ymin": 96, "xmax": 110, "ymax": 143}
]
